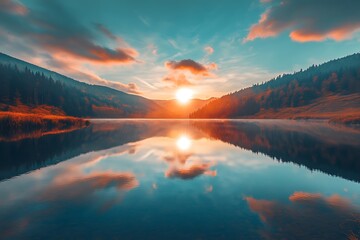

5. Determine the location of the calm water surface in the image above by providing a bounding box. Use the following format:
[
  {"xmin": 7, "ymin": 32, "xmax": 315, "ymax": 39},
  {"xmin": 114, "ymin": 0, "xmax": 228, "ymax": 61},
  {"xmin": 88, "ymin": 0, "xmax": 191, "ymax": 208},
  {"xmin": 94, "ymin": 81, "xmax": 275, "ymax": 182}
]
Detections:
[{"xmin": 0, "ymin": 119, "xmax": 359, "ymax": 239}]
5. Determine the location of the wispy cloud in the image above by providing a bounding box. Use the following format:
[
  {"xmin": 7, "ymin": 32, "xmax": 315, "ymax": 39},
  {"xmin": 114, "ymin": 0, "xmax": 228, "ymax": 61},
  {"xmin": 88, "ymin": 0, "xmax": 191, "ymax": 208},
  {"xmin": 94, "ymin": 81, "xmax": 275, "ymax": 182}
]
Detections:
[
  {"xmin": 138, "ymin": 15, "xmax": 150, "ymax": 26},
  {"xmin": 204, "ymin": 46, "xmax": 214, "ymax": 55},
  {"xmin": 0, "ymin": 0, "xmax": 141, "ymax": 93}
]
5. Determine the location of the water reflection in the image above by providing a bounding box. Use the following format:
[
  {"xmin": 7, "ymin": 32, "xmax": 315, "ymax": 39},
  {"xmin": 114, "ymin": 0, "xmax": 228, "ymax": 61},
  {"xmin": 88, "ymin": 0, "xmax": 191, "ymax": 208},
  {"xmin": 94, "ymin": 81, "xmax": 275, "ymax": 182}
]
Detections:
[
  {"xmin": 176, "ymin": 135, "xmax": 192, "ymax": 151},
  {"xmin": 0, "ymin": 120, "xmax": 359, "ymax": 239},
  {"xmin": 245, "ymin": 192, "xmax": 360, "ymax": 239},
  {"xmin": 193, "ymin": 120, "xmax": 360, "ymax": 182}
]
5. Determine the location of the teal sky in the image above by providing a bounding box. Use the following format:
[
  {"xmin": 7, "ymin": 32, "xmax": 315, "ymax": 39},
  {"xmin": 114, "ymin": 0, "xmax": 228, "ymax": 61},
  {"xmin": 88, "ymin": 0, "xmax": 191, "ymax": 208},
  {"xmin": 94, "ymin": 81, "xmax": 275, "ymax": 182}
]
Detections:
[{"xmin": 1, "ymin": 0, "xmax": 360, "ymax": 99}]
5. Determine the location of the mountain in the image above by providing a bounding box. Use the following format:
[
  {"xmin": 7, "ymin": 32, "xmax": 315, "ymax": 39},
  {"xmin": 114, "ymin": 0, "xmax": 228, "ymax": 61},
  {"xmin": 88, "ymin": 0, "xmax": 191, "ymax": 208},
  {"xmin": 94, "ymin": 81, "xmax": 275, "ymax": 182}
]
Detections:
[
  {"xmin": 0, "ymin": 53, "xmax": 166, "ymax": 118},
  {"xmin": 154, "ymin": 98, "xmax": 216, "ymax": 118},
  {"xmin": 190, "ymin": 53, "xmax": 360, "ymax": 122}
]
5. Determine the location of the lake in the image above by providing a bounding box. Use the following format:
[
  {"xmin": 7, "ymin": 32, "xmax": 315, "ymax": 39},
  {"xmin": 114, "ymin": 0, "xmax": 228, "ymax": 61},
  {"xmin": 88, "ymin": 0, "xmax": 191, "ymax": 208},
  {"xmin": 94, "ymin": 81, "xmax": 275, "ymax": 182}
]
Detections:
[{"xmin": 0, "ymin": 119, "xmax": 359, "ymax": 239}]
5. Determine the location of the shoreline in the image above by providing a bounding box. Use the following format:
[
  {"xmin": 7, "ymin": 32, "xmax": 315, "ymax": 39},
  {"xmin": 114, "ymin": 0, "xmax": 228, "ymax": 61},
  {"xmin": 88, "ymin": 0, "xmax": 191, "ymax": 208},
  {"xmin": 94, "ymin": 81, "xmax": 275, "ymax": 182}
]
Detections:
[{"xmin": 0, "ymin": 112, "xmax": 90, "ymax": 141}]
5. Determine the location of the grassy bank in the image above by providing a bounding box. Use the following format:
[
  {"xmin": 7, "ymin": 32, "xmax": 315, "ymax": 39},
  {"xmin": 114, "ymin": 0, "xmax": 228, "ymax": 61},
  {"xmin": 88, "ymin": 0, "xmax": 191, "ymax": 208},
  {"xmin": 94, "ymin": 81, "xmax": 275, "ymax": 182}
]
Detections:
[
  {"xmin": 250, "ymin": 94, "xmax": 360, "ymax": 125},
  {"xmin": 0, "ymin": 112, "xmax": 89, "ymax": 141}
]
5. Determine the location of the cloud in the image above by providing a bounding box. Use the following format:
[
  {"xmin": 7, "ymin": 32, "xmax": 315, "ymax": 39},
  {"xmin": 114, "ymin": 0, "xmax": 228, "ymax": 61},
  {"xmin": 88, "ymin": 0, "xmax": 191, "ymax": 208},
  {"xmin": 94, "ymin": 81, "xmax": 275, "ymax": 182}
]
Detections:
[
  {"xmin": 162, "ymin": 73, "xmax": 193, "ymax": 87},
  {"xmin": 162, "ymin": 150, "xmax": 217, "ymax": 180},
  {"xmin": 165, "ymin": 59, "xmax": 206, "ymax": 75},
  {"xmin": 162, "ymin": 59, "xmax": 218, "ymax": 87},
  {"xmin": 0, "ymin": 0, "xmax": 27, "ymax": 15},
  {"xmin": 74, "ymin": 70, "xmax": 142, "ymax": 94},
  {"xmin": 39, "ymin": 171, "xmax": 138, "ymax": 202},
  {"xmin": 95, "ymin": 23, "xmax": 117, "ymax": 40},
  {"xmin": 245, "ymin": 0, "xmax": 360, "ymax": 42},
  {"xmin": 165, "ymin": 162, "xmax": 217, "ymax": 180},
  {"xmin": 204, "ymin": 46, "xmax": 214, "ymax": 55},
  {"xmin": 0, "ymin": 0, "xmax": 141, "ymax": 93},
  {"xmin": 165, "ymin": 59, "xmax": 216, "ymax": 76},
  {"xmin": 245, "ymin": 192, "xmax": 360, "ymax": 239},
  {"xmin": 39, "ymin": 54, "xmax": 141, "ymax": 94},
  {"xmin": 0, "ymin": 1, "xmax": 138, "ymax": 64}
]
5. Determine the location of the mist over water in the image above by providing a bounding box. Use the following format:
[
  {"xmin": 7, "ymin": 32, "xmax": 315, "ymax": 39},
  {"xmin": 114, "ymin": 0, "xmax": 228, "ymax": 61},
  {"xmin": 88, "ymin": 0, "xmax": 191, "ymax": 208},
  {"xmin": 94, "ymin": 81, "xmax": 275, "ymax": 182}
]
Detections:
[{"xmin": 0, "ymin": 120, "xmax": 359, "ymax": 239}]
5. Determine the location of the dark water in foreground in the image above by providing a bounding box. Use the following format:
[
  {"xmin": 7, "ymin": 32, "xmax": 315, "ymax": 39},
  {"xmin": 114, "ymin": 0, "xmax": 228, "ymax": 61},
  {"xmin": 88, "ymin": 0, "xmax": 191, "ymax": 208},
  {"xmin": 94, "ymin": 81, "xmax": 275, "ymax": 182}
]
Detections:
[{"xmin": 0, "ymin": 119, "xmax": 359, "ymax": 240}]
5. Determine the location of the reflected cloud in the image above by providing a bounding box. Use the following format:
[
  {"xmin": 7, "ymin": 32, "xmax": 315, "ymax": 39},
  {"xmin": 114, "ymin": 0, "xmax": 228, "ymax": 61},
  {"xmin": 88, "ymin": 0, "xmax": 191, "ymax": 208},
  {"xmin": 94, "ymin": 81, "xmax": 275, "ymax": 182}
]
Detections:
[
  {"xmin": 0, "ymin": 120, "xmax": 359, "ymax": 239},
  {"xmin": 158, "ymin": 134, "xmax": 218, "ymax": 180},
  {"xmin": 39, "ymin": 171, "xmax": 138, "ymax": 202},
  {"xmin": 245, "ymin": 192, "xmax": 360, "ymax": 240},
  {"xmin": 0, "ymin": 144, "xmax": 140, "ymax": 238},
  {"xmin": 165, "ymin": 162, "xmax": 217, "ymax": 180}
]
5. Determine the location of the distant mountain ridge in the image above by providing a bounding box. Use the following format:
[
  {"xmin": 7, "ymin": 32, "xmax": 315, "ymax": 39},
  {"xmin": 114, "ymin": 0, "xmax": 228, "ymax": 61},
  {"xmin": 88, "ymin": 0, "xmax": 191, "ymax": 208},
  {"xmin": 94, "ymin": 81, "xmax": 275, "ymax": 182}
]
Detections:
[
  {"xmin": 191, "ymin": 53, "xmax": 360, "ymax": 121},
  {"xmin": 154, "ymin": 98, "xmax": 216, "ymax": 118}
]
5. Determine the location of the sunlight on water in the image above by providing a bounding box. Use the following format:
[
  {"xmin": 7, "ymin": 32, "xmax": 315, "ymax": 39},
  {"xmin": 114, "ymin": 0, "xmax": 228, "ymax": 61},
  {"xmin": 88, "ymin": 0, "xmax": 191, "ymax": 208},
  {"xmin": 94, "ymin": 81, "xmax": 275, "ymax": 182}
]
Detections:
[{"xmin": 176, "ymin": 134, "xmax": 192, "ymax": 151}]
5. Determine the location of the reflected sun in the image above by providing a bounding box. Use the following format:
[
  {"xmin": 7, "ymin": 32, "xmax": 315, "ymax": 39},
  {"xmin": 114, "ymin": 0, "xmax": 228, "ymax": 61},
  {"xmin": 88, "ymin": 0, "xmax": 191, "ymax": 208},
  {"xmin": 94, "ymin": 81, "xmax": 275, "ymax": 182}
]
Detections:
[
  {"xmin": 176, "ymin": 88, "xmax": 193, "ymax": 104},
  {"xmin": 176, "ymin": 135, "xmax": 192, "ymax": 151}
]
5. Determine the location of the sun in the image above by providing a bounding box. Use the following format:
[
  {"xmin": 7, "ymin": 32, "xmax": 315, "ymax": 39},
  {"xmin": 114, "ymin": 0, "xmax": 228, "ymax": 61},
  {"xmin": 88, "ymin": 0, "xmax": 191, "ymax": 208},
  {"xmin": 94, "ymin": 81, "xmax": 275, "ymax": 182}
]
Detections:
[{"xmin": 176, "ymin": 88, "xmax": 193, "ymax": 104}]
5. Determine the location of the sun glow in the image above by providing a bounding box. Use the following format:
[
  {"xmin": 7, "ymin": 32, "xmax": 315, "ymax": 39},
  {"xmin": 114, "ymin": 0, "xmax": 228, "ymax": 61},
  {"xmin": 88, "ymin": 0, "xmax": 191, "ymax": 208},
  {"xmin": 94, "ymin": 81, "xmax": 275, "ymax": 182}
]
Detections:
[
  {"xmin": 176, "ymin": 135, "xmax": 192, "ymax": 151},
  {"xmin": 176, "ymin": 88, "xmax": 193, "ymax": 104}
]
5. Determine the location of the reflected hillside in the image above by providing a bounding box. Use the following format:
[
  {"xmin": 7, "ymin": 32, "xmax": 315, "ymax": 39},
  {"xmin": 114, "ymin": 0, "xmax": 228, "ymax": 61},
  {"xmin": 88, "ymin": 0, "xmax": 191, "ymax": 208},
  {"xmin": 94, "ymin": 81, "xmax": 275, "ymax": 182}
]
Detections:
[
  {"xmin": 193, "ymin": 120, "xmax": 360, "ymax": 182},
  {"xmin": 0, "ymin": 120, "xmax": 204, "ymax": 181},
  {"xmin": 2, "ymin": 119, "xmax": 360, "ymax": 183}
]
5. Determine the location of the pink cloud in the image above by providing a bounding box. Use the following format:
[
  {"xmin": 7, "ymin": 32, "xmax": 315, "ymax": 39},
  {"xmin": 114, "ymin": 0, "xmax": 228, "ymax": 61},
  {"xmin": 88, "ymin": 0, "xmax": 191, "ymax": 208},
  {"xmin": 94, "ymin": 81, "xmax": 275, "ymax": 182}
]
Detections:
[
  {"xmin": 163, "ymin": 73, "xmax": 193, "ymax": 87},
  {"xmin": 245, "ymin": 192, "xmax": 360, "ymax": 239},
  {"xmin": 204, "ymin": 46, "xmax": 214, "ymax": 55},
  {"xmin": 0, "ymin": 0, "xmax": 27, "ymax": 15},
  {"xmin": 245, "ymin": 0, "xmax": 360, "ymax": 42}
]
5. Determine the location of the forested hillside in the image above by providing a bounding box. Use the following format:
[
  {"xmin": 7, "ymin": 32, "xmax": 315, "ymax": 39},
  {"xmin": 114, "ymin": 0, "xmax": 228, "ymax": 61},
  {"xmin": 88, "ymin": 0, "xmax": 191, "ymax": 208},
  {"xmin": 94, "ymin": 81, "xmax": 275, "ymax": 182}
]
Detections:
[
  {"xmin": 190, "ymin": 53, "xmax": 360, "ymax": 120},
  {"xmin": 0, "ymin": 54, "xmax": 165, "ymax": 118}
]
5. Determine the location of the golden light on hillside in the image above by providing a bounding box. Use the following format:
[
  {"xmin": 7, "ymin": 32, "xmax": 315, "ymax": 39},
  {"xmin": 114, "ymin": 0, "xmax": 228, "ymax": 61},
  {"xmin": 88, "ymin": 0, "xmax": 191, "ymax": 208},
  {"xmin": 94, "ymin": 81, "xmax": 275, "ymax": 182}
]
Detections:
[
  {"xmin": 176, "ymin": 135, "xmax": 192, "ymax": 151},
  {"xmin": 176, "ymin": 88, "xmax": 193, "ymax": 104}
]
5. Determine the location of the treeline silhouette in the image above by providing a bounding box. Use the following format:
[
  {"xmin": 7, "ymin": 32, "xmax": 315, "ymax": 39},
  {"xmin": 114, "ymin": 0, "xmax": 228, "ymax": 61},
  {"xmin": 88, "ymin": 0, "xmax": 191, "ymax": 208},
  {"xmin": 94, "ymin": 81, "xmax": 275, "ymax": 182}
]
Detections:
[
  {"xmin": 0, "ymin": 64, "xmax": 97, "ymax": 116},
  {"xmin": 0, "ymin": 121, "xmax": 150, "ymax": 181},
  {"xmin": 191, "ymin": 53, "xmax": 360, "ymax": 118},
  {"xmin": 0, "ymin": 61, "xmax": 164, "ymax": 118}
]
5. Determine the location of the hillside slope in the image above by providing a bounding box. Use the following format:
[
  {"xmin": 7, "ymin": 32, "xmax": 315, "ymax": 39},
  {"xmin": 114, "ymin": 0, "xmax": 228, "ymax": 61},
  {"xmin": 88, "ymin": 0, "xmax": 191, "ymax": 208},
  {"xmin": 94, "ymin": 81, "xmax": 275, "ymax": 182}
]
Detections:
[
  {"xmin": 190, "ymin": 53, "xmax": 360, "ymax": 122},
  {"xmin": 0, "ymin": 53, "xmax": 165, "ymax": 118}
]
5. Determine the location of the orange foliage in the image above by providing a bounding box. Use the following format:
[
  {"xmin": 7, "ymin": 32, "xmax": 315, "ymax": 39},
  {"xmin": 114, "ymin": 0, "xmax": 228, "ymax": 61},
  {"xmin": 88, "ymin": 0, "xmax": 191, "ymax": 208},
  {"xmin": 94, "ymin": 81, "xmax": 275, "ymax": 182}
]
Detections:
[{"xmin": 0, "ymin": 111, "xmax": 89, "ymax": 141}]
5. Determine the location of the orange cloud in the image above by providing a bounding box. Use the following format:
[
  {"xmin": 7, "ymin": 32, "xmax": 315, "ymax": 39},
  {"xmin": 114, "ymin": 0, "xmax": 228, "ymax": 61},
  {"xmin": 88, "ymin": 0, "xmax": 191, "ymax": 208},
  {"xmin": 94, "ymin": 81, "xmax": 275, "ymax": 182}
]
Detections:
[
  {"xmin": 39, "ymin": 38, "xmax": 138, "ymax": 65},
  {"xmin": 289, "ymin": 24, "xmax": 360, "ymax": 42},
  {"xmin": 245, "ymin": 192, "xmax": 360, "ymax": 239},
  {"xmin": 39, "ymin": 171, "xmax": 138, "ymax": 202},
  {"xmin": 0, "ymin": 0, "xmax": 139, "ymax": 83},
  {"xmin": 162, "ymin": 73, "xmax": 193, "ymax": 87},
  {"xmin": 245, "ymin": 0, "xmax": 360, "ymax": 42},
  {"xmin": 289, "ymin": 191, "xmax": 351, "ymax": 208},
  {"xmin": 204, "ymin": 46, "xmax": 214, "ymax": 55},
  {"xmin": 38, "ymin": 55, "xmax": 141, "ymax": 94}
]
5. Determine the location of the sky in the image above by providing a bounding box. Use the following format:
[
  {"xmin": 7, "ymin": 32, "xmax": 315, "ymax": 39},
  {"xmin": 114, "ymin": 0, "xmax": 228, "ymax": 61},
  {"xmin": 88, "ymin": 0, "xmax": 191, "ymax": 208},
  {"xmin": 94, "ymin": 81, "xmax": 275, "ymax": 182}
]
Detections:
[{"xmin": 0, "ymin": 0, "xmax": 360, "ymax": 100}]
